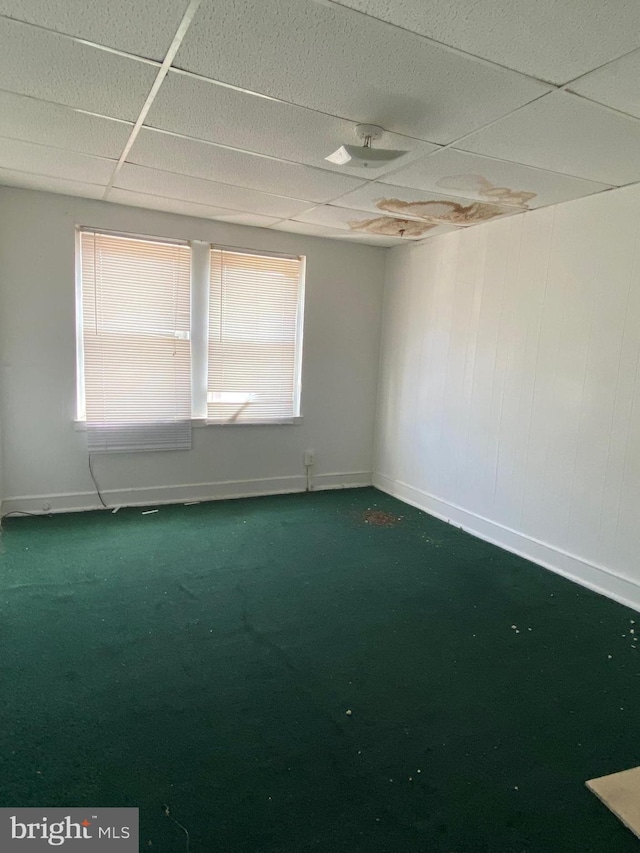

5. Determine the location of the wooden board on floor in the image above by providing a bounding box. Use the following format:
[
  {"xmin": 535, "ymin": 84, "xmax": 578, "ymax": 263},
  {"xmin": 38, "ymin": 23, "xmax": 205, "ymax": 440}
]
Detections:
[{"xmin": 586, "ymin": 766, "xmax": 640, "ymax": 839}]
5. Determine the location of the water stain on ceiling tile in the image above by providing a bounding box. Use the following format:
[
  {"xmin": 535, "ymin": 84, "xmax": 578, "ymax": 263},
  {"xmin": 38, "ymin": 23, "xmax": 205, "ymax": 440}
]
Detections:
[
  {"xmin": 348, "ymin": 216, "xmax": 438, "ymax": 237},
  {"xmin": 375, "ymin": 197, "xmax": 508, "ymax": 226},
  {"xmin": 436, "ymin": 173, "xmax": 537, "ymax": 207},
  {"xmin": 347, "ymin": 175, "xmax": 537, "ymax": 236}
]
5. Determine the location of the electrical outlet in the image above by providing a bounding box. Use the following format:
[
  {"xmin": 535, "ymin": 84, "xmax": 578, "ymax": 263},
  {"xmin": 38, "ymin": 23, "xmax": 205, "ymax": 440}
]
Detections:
[{"xmin": 304, "ymin": 450, "xmax": 315, "ymax": 467}]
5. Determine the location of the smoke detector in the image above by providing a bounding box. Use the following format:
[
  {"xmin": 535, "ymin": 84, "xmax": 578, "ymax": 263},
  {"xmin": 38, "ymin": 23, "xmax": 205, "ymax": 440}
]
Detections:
[{"xmin": 325, "ymin": 124, "xmax": 408, "ymax": 169}]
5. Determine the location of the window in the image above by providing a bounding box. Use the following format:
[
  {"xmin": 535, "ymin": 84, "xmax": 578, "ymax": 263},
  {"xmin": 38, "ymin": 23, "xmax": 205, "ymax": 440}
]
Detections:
[
  {"xmin": 76, "ymin": 229, "xmax": 305, "ymax": 452},
  {"xmin": 78, "ymin": 231, "xmax": 192, "ymax": 453},
  {"xmin": 208, "ymin": 249, "xmax": 304, "ymax": 424}
]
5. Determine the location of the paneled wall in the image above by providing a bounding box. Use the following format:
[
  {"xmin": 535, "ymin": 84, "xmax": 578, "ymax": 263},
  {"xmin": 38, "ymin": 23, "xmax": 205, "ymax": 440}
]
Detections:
[{"xmin": 375, "ymin": 184, "xmax": 640, "ymax": 611}]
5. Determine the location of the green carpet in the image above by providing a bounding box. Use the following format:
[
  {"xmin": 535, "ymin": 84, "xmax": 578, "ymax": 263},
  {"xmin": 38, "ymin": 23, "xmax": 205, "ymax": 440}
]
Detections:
[{"xmin": 0, "ymin": 487, "xmax": 638, "ymax": 852}]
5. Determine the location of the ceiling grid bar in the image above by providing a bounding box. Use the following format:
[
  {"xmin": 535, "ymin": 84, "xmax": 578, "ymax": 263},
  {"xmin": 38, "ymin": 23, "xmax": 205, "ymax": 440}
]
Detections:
[
  {"xmin": 1, "ymin": 0, "xmax": 640, "ymax": 245},
  {"xmin": 101, "ymin": 0, "xmax": 203, "ymax": 199}
]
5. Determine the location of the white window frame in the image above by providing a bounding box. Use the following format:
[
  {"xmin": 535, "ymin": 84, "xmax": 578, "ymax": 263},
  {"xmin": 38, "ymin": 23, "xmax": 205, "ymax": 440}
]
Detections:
[
  {"xmin": 204, "ymin": 245, "xmax": 305, "ymax": 426},
  {"xmin": 75, "ymin": 227, "xmax": 305, "ymax": 432}
]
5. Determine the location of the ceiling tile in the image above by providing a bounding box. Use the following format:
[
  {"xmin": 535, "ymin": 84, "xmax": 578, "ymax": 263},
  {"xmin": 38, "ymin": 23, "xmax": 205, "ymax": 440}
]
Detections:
[
  {"xmin": 0, "ymin": 0, "xmax": 190, "ymax": 60},
  {"xmin": 296, "ymin": 203, "xmax": 457, "ymax": 240},
  {"xmin": 270, "ymin": 219, "xmax": 405, "ymax": 246},
  {"xmin": 129, "ymin": 128, "xmax": 368, "ymax": 203},
  {"xmin": 333, "ymin": 181, "xmax": 519, "ymax": 228},
  {"xmin": 173, "ymin": 0, "xmax": 550, "ymax": 144},
  {"xmin": 0, "ymin": 91, "xmax": 132, "ymax": 159},
  {"xmin": 0, "ymin": 167, "xmax": 105, "ymax": 198},
  {"xmin": 457, "ymin": 91, "xmax": 640, "ymax": 186},
  {"xmin": 0, "ymin": 17, "xmax": 158, "ymax": 120},
  {"xmin": 381, "ymin": 147, "xmax": 611, "ymax": 209},
  {"xmin": 569, "ymin": 48, "xmax": 640, "ymax": 119},
  {"xmin": 0, "ymin": 137, "xmax": 115, "ymax": 184},
  {"xmin": 108, "ymin": 188, "xmax": 281, "ymax": 226},
  {"xmin": 115, "ymin": 163, "xmax": 315, "ymax": 219},
  {"xmin": 205, "ymin": 211, "xmax": 282, "ymax": 228},
  {"xmin": 146, "ymin": 72, "xmax": 433, "ymax": 175},
  {"xmin": 328, "ymin": 0, "xmax": 640, "ymax": 85}
]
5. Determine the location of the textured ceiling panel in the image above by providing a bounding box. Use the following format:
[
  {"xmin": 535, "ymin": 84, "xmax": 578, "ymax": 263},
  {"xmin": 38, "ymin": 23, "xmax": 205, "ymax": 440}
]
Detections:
[
  {"xmin": 0, "ymin": 0, "xmax": 637, "ymax": 245},
  {"xmin": 270, "ymin": 219, "xmax": 406, "ymax": 246},
  {"xmin": 325, "ymin": 0, "xmax": 640, "ymax": 85},
  {"xmin": 569, "ymin": 48, "xmax": 640, "ymax": 120},
  {"xmin": 0, "ymin": 91, "xmax": 132, "ymax": 159},
  {"xmin": 296, "ymin": 203, "xmax": 458, "ymax": 240},
  {"xmin": 0, "ymin": 0, "xmax": 190, "ymax": 60},
  {"xmin": 334, "ymin": 181, "xmax": 519, "ymax": 227},
  {"xmin": 0, "ymin": 137, "xmax": 115, "ymax": 184},
  {"xmin": 458, "ymin": 92, "xmax": 640, "ymax": 186},
  {"xmin": 115, "ymin": 164, "xmax": 315, "ymax": 219},
  {"xmin": 0, "ymin": 17, "xmax": 158, "ymax": 120},
  {"xmin": 129, "ymin": 129, "xmax": 368, "ymax": 203},
  {"xmin": 0, "ymin": 167, "xmax": 105, "ymax": 198},
  {"xmin": 108, "ymin": 188, "xmax": 281, "ymax": 227},
  {"xmin": 174, "ymin": 0, "xmax": 550, "ymax": 144},
  {"xmin": 145, "ymin": 72, "xmax": 433, "ymax": 175},
  {"xmin": 381, "ymin": 147, "xmax": 611, "ymax": 210}
]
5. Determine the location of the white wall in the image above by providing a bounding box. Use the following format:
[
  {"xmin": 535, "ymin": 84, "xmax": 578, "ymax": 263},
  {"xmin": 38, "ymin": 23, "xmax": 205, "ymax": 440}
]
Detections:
[
  {"xmin": 375, "ymin": 184, "xmax": 640, "ymax": 612},
  {"xmin": 0, "ymin": 187, "xmax": 384, "ymax": 512}
]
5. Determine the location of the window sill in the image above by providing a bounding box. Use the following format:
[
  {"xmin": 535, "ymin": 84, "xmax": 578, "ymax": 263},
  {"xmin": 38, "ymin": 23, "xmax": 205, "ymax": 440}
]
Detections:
[
  {"xmin": 74, "ymin": 417, "xmax": 303, "ymax": 431},
  {"xmin": 193, "ymin": 417, "xmax": 303, "ymax": 427}
]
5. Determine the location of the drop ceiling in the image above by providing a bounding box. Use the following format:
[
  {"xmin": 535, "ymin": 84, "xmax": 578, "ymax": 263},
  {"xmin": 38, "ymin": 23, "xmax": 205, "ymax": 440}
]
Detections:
[{"xmin": 1, "ymin": 0, "xmax": 640, "ymax": 247}]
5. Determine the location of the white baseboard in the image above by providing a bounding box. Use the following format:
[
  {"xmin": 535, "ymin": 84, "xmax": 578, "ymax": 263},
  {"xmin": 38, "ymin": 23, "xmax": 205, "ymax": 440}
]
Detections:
[
  {"xmin": 374, "ymin": 472, "xmax": 640, "ymax": 615},
  {"xmin": 313, "ymin": 471, "xmax": 372, "ymax": 491},
  {"xmin": 2, "ymin": 471, "xmax": 372, "ymax": 516}
]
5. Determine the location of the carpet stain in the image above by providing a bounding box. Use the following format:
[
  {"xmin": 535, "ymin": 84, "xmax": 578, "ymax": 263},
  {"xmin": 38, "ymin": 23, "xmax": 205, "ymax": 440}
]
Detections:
[{"xmin": 361, "ymin": 508, "xmax": 402, "ymax": 527}]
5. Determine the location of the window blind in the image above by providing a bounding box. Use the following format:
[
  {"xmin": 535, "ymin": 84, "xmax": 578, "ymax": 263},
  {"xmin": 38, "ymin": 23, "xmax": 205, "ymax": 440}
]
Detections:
[
  {"xmin": 79, "ymin": 231, "xmax": 192, "ymax": 452},
  {"xmin": 207, "ymin": 249, "xmax": 303, "ymax": 423}
]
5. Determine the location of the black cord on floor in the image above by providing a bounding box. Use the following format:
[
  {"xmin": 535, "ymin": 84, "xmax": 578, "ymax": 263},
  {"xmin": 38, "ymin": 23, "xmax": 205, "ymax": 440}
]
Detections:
[
  {"xmin": 88, "ymin": 453, "xmax": 108, "ymax": 509},
  {"xmin": 2, "ymin": 457, "xmax": 107, "ymax": 520}
]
